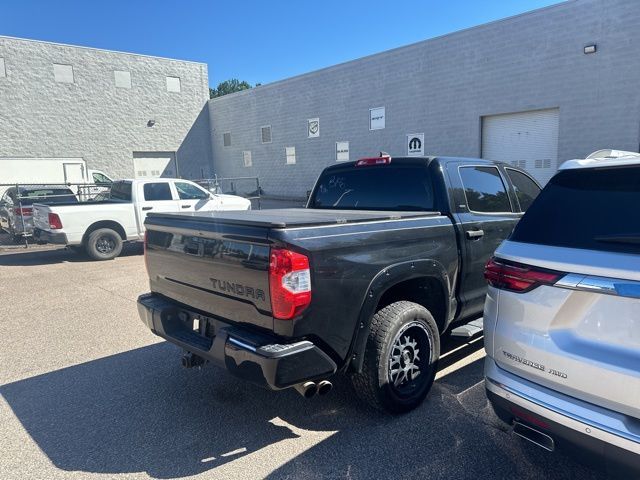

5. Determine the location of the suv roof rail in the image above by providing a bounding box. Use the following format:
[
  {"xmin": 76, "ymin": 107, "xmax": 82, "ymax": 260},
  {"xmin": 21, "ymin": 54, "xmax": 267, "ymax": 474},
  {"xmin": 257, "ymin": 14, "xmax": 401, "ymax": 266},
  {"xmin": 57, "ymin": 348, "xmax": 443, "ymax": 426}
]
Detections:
[{"xmin": 585, "ymin": 149, "xmax": 640, "ymax": 160}]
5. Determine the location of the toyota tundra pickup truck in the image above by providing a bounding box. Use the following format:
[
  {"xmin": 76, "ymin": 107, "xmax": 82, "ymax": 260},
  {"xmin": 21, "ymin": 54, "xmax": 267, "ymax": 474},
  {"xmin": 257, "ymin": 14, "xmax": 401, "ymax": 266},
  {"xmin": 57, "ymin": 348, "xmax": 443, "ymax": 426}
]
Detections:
[
  {"xmin": 32, "ymin": 178, "xmax": 251, "ymax": 260},
  {"xmin": 138, "ymin": 155, "xmax": 541, "ymax": 413}
]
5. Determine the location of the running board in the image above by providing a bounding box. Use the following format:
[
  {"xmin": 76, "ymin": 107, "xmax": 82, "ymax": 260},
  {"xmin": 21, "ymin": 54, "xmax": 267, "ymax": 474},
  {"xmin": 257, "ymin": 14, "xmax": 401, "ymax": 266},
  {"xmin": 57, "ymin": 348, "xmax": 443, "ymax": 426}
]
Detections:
[{"xmin": 450, "ymin": 318, "xmax": 484, "ymax": 338}]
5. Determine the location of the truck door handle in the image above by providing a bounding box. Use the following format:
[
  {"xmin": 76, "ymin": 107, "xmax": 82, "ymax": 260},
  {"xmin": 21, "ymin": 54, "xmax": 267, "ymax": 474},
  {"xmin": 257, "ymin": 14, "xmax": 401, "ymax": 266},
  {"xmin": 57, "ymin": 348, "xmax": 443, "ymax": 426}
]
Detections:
[
  {"xmin": 181, "ymin": 205, "xmax": 190, "ymax": 208},
  {"xmin": 142, "ymin": 206, "xmax": 153, "ymax": 211},
  {"xmin": 466, "ymin": 229, "xmax": 484, "ymax": 239}
]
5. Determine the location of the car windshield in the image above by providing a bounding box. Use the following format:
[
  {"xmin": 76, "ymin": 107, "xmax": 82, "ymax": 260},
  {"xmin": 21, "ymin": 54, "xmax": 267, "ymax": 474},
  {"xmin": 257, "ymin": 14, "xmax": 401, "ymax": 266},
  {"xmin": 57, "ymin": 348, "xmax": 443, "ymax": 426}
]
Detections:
[
  {"xmin": 510, "ymin": 165, "xmax": 640, "ymax": 253},
  {"xmin": 17, "ymin": 189, "xmax": 78, "ymax": 205},
  {"xmin": 309, "ymin": 165, "xmax": 435, "ymax": 211}
]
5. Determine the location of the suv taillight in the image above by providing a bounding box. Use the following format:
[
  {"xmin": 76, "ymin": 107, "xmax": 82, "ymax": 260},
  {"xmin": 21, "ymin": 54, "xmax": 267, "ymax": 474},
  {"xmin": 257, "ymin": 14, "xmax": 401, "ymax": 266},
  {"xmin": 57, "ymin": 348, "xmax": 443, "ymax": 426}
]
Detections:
[
  {"xmin": 484, "ymin": 257, "xmax": 563, "ymax": 293},
  {"xmin": 269, "ymin": 248, "xmax": 311, "ymax": 320},
  {"xmin": 48, "ymin": 213, "xmax": 63, "ymax": 230}
]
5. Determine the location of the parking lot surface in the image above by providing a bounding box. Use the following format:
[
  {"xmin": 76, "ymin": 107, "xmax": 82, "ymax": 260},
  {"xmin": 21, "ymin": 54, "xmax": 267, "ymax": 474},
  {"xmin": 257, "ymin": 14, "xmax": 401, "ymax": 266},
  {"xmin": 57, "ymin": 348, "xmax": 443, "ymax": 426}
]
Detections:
[{"xmin": 0, "ymin": 247, "xmax": 608, "ymax": 479}]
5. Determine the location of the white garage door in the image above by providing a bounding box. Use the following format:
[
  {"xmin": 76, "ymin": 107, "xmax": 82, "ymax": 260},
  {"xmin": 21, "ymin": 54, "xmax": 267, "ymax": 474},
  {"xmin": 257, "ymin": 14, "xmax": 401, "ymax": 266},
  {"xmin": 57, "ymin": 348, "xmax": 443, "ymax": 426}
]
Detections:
[
  {"xmin": 482, "ymin": 108, "xmax": 559, "ymax": 186},
  {"xmin": 133, "ymin": 152, "xmax": 177, "ymax": 179}
]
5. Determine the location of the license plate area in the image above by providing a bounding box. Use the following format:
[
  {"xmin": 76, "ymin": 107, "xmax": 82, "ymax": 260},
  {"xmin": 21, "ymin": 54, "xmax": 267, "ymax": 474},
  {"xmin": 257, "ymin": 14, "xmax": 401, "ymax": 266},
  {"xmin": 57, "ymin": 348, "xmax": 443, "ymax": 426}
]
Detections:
[{"xmin": 178, "ymin": 310, "xmax": 215, "ymax": 340}]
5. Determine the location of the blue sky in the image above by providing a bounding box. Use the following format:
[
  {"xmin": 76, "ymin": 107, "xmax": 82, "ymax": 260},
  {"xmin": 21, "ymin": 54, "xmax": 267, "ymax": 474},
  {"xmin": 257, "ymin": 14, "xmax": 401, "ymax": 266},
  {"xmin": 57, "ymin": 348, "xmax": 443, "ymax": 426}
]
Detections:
[{"xmin": 0, "ymin": 0, "xmax": 561, "ymax": 87}]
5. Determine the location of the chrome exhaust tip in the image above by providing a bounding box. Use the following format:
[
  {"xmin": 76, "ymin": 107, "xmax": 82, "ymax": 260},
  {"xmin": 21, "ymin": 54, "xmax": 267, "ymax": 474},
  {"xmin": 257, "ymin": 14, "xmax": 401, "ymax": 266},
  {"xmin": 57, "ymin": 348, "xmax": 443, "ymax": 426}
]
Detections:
[
  {"xmin": 317, "ymin": 380, "xmax": 333, "ymax": 396},
  {"xmin": 513, "ymin": 421, "xmax": 555, "ymax": 452},
  {"xmin": 294, "ymin": 381, "xmax": 317, "ymax": 398}
]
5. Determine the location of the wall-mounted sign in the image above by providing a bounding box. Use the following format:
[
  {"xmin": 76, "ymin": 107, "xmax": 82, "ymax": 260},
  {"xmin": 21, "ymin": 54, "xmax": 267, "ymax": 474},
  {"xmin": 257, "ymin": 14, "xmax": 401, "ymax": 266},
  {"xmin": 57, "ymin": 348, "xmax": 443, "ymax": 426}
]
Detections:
[
  {"xmin": 369, "ymin": 107, "xmax": 385, "ymax": 130},
  {"xmin": 407, "ymin": 133, "xmax": 424, "ymax": 156},
  {"xmin": 336, "ymin": 141, "xmax": 349, "ymax": 162},
  {"xmin": 308, "ymin": 118, "xmax": 320, "ymax": 138}
]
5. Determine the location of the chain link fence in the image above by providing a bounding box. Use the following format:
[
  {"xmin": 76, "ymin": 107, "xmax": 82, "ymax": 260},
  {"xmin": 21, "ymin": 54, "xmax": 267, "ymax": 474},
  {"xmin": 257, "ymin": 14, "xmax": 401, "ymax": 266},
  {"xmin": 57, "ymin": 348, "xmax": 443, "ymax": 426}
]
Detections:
[{"xmin": 194, "ymin": 175, "xmax": 263, "ymax": 210}]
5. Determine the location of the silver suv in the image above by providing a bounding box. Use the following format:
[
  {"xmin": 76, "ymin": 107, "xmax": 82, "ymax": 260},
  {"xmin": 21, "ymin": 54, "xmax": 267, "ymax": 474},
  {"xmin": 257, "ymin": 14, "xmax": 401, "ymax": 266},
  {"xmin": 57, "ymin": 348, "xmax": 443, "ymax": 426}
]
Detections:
[{"xmin": 483, "ymin": 150, "xmax": 640, "ymax": 474}]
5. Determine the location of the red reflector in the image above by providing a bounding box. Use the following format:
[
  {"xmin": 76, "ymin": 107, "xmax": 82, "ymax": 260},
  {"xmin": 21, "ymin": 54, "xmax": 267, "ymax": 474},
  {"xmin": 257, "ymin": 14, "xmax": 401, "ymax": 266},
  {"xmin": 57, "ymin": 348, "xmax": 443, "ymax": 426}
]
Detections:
[
  {"xmin": 14, "ymin": 207, "xmax": 33, "ymax": 216},
  {"xmin": 269, "ymin": 248, "xmax": 311, "ymax": 320},
  {"xmin": 48, "ymin": 212, "xmax": 63, "ymax": 230},
  {"xmin": 355, "ymin": 156, "xmax": 391, "ymax": 167},
  {"xmin": 510, "ymin": 406, "xmax": 551, "ymax": 430},
  {"xmin": 484, "ymin": 257, "xmax": 562, "ymax": 293}
]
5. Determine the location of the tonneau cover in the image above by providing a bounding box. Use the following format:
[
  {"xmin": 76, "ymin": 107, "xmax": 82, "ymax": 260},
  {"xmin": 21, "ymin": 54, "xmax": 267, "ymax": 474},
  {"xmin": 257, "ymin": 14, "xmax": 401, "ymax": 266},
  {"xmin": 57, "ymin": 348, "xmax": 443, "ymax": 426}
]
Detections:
[{"xmin": 147, "ymin": 208, "xmax": 441, "ymax": 229}]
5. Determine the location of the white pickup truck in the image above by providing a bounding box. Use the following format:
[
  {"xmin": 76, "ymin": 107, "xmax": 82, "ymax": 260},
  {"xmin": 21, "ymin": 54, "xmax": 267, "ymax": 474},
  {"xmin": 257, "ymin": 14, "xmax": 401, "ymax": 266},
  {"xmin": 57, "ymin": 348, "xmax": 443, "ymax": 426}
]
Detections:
[{"xmin": 32, "ymin": 178, "xmax": 252, "ymax": 260}]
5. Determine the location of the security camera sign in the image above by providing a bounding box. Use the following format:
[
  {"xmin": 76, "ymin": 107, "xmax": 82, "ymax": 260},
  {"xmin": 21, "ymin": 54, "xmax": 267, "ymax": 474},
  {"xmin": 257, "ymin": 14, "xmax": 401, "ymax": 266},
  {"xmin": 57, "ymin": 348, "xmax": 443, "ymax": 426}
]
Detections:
[{"xmin": 407, "ymin": 133, "xmax": 424, "ymax": 156}]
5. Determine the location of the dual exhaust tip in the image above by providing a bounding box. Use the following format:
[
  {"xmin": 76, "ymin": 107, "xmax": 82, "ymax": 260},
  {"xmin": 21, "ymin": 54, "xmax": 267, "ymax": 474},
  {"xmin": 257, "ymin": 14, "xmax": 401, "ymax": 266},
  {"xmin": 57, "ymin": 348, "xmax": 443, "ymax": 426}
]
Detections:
[{"xmin": 294, "ymin": 380, "xmax": 332, "ymax": 398}]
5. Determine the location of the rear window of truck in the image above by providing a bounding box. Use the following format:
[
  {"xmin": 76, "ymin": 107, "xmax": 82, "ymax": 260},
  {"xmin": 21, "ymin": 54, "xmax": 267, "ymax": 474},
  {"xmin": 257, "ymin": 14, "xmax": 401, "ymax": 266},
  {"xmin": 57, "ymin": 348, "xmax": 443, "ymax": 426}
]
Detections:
[
  {"xmin": 110, "ymin": 182, "xmax": 132, "ymax": 201},
  {"xmin": 510, "ymin": 165, "xmax": 640, "ymax": 253},
  {"xmin": 309, "ymin": 165, "xmax": 435, "ymax": 211}
]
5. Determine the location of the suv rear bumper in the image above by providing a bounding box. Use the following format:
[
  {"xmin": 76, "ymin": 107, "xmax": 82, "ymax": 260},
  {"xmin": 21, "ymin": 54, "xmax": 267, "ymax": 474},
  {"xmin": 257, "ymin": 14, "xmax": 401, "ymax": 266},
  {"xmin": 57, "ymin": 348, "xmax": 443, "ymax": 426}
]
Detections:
[
  {"xmin": 485, "ymin": 358, "xmax": 640, "ymax": 473},
  {"xmin": 137, "ymin": 293, "xmax": 337, "ymax": 390}
]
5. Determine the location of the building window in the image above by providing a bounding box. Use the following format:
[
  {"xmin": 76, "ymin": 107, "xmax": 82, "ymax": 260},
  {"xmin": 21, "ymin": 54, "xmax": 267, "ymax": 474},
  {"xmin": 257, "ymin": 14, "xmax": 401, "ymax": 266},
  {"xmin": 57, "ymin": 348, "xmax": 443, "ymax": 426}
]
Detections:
[
  {"xmin": 0, "ymin": 58, "xmax": 5, "ymax": 78},
  {"xmin": 261, "ymin": 125, "xmax": 272, "ymax": 144},
  {"xmin": 223, "ymin": 132, "xmax": 231, "ymax": 147},
  {"xmin": 166, "ymin": 76, "xmax": 181, "ymax": 93},
  {"xmin": 286, "ymin": 146, "xmax": 296, "ymax": 165},
  {"xmin": 243, "ymin": 151, "xmax": 252, "ymax": 168},
  {"xmin": 114, "ymin": 70, "xmax": 131, "ymax": 89},
  {"xmin": 336, "ymin": 141, "xmax": 350, "ymax": 162},
  {"xmin": 369, "ymin": 106, "xmax": 385, "ymax": 130},
  {"xmin": 53, "ymin": 63, "xmax": 74, "ymax": 84}
]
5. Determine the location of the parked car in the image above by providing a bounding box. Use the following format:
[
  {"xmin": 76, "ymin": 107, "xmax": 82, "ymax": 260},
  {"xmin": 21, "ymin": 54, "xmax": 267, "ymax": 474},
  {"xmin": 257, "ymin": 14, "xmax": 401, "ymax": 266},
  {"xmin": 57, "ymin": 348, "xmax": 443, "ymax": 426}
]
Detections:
[
  {"xmin": 483, "ymin": 150, "xmax": 640, "ymax": 473},
  {"xmin": 0, "ymin": 186, "xmax": 78, "ymax": 241},
  {"xmin": 137, "ymin": 155, "xmax": 540, "ymax": 413},
  {"xmin": 32, "ymin": 178, "xmax": 252, "ymax": 260}
]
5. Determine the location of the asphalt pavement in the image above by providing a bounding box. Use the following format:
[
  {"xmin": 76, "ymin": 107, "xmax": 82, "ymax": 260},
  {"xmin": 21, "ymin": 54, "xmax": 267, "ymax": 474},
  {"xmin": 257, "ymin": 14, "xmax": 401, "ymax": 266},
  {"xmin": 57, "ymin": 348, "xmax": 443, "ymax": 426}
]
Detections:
[{"xmin": 0, "ymin": 246, "xmax": 609, "ymax": 479}]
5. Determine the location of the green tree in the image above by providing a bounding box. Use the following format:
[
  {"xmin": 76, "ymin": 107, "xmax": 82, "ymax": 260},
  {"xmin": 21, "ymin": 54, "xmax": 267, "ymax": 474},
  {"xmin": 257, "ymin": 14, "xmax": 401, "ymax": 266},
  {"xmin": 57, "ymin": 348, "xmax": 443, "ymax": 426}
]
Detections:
[{"xmin": 209, "ymin": 79, "xmax": 254, "ymax": 98}]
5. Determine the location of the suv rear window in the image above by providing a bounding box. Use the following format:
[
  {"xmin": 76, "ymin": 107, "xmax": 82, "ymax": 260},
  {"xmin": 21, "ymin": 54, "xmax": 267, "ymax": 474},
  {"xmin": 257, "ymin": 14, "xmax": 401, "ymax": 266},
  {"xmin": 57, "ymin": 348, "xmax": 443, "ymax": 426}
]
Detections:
[
  {"xmin": 511, "ymin": 165, "xmax": 640, "ymax": 253},
  {"xmin": 309, "ymin": 165, "xmax": 434, "ymax": 211},
  {"xmin": 17, "ymin": 188, "xmax": 78, "ymax": 205}
]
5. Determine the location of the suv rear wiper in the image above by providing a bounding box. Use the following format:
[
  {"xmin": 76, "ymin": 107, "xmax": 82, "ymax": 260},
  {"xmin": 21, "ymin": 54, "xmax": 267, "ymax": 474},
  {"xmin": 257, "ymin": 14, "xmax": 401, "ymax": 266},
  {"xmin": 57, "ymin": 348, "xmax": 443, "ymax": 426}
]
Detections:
[{"xmin": 594, "ymin": 234, "xmax": 640, "ymax": 245}]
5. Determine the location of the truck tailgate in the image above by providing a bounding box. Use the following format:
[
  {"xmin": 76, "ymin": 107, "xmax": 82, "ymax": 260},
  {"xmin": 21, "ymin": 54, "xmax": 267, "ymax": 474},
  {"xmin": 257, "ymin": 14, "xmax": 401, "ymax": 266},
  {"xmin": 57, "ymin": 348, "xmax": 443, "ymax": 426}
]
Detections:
[{"xmin": 145, "ymin": 214, "xmax": 274, "ymax": 331}]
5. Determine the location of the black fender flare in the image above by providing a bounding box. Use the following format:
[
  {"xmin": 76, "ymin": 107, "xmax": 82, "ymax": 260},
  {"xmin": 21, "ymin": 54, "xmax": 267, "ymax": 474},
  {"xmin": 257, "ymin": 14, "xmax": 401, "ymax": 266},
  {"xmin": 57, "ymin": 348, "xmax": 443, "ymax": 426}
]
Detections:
[{"xmin": 348, "ymin": 259, "xmax": 452, "ymax": 373}]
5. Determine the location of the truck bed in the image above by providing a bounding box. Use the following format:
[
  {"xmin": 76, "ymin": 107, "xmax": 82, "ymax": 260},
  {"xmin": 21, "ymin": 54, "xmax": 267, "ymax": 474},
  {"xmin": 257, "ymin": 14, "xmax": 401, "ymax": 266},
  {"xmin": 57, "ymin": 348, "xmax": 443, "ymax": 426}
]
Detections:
[{"xmin": 147, "ymin": 208, "xmax": 441, "ymax": 228}]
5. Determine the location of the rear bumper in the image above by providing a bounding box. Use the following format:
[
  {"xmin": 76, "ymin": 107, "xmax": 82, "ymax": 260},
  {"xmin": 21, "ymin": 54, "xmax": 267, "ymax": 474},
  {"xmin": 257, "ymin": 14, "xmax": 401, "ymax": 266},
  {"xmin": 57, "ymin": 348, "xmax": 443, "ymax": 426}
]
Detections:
[
  {"xmin": 137, "ymin": 293, "xmax": 337, "ymax": 390},
  {"xmin": 485, "ymin": 358, "xmax": 640, "ymax": 473},
  {"xmin": 33, "ymin": 228, "xmax": 68, "ymax": 244}
]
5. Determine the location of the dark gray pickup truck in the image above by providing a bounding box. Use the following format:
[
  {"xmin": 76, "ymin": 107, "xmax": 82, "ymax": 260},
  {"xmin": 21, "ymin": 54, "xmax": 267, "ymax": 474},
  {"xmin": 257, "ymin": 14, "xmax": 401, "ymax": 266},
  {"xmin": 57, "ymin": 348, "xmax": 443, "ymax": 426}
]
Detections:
[{"xmin": 137, "ymin": 155, "xmax": 540, "ymax": 413}]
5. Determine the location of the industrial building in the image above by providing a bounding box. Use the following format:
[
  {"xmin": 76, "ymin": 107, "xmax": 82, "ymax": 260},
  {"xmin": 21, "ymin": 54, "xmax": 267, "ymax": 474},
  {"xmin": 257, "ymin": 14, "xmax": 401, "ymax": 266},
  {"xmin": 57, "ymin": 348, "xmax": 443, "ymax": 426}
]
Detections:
[
  {"xmin": 1, "ymin": 0, "xmax": 640, "ymax": 198},
  {"xmin": 209, "ymin": 0, "xmax": 640, "ymax": 197},
  {"xmin": 0, "ymin": 35, "xmax": 211, "ymax": 181}
]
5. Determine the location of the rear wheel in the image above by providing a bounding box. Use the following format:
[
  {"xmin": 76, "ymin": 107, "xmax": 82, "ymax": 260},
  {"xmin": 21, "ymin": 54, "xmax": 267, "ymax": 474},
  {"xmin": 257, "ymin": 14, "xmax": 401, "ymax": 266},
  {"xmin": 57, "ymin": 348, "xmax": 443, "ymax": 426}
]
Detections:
[
  {"xmin": 85, "ymin": 228, "xmax": 123, "ymax": 261},
  {"xmin": 351, "ymin": 301, "xmax": 440, "ymax": 413}
]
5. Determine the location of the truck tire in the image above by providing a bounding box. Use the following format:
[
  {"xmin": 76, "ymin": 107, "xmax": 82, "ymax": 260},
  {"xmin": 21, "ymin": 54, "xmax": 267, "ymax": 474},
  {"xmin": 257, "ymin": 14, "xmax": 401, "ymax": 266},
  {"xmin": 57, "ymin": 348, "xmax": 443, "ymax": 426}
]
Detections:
[
  {"xmin": 85, "ymin": 228, "xmax": 123, "ymax": 261},
  {"xmin": 351, "ymin": 301, "xmax": 440, "ymax": 413}
]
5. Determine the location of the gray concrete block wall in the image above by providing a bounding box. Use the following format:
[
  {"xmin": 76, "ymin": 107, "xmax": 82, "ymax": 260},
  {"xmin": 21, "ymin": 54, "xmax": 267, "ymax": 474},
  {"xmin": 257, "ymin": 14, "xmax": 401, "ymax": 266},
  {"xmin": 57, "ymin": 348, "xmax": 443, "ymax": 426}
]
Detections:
[
  {"xmin": 0, "ymin": 36, "xmax": 212, "ymax": 180},
  {"xmin": 209, "ymin": 0, "xmax": 640, "ymax": 198}
]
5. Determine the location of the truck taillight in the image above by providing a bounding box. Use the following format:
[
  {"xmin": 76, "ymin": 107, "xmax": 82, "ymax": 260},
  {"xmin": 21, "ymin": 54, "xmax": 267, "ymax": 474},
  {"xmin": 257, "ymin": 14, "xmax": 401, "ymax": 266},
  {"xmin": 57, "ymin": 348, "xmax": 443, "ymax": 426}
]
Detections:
[
  {"xmin": 484, "ymin": 257, "xmax": 563, "ymax": 293},
  {"xmin": 269, "ymin": 248, "xmax": 311, "ymax": 320},
  {"xmin": 13, "ymin": 207, "xmax": 33, "ymax": 216},
  {"xmin": 48, "ymin": 213, "xmax": 63, "ymax": 230}
]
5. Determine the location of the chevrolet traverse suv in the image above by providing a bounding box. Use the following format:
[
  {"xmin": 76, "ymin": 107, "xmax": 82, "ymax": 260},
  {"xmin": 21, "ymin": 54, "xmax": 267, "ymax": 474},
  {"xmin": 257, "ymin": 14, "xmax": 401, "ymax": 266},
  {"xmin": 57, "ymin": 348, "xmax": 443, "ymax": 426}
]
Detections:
[{"xmin": 483, "ymin": 150, "xmax": 640, "ymax": 474}]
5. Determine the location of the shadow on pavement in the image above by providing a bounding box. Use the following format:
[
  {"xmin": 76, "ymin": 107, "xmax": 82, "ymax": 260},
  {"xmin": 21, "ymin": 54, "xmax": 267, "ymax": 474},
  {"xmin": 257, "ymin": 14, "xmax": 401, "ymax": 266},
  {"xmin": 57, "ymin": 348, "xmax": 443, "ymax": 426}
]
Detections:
[
  {"xmin": 1, "ymin": 338, "xmax": 604, "ymax": 479},
  {"xmin": 0, "ymin": 242, "xmax": 143, "ymax": 266}
]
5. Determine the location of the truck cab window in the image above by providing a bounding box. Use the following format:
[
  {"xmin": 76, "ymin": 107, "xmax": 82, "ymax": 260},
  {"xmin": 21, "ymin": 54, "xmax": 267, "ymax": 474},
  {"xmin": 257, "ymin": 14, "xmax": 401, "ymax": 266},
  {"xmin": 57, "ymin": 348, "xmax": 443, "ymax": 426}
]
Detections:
[
  {"xmin": 310, "ymin": 166, "xmax": 435, "ymax": 211},
  {"xmin": 92, "ymin": 172, "xmax": 112, "ymax": 185},
  {"xmin": 143, "ymin": 182, "xmax": 173, "ymax": 201},
  {"xmin": 459, "ymin": 166, "xmax": 512, "ymax": 213},
  {"xmin": 175, "ymin": 182, "xmax": 209, "ymax": 200},
  {"xmin": 505, "ymin": 168, "xmax": 541, "ymax": 211},
  {"xmin": 109, "ymin": 182, "xmax": 132, "ymax": 201}
]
